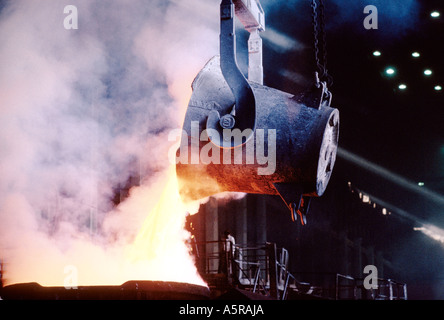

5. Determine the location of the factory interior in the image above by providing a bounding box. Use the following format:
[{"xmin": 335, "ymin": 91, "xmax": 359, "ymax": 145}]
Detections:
[{"xmin": 0, "ymin": 0, "xmax": 443, "ymax": 303}]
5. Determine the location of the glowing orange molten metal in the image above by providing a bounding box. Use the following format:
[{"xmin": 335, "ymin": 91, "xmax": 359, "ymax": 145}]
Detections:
[{"xmin": 124, "ymin": 165, "xmax": 205, "ymax": 286}]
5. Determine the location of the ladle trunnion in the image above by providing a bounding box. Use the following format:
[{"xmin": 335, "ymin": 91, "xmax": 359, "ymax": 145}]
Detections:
[{"xmin": 176, "ymin": 0, "xmax": 339, "ymax": 225}]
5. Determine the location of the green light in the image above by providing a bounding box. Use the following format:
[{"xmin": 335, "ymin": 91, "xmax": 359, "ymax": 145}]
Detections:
[
  {"xmin": 431, "ymin": 11, "xmax": 440, "ymax": 18},
  {"xmin": 435, "ymin": 85, "xmax": 442, "ymax": 91},
  {"xmin": 412, "ymin": 52, "xmax": 420, "ymax": 58},
  {"xmin": 398, "ymin": 84, "xmax": 407, "ymax": 90},
  {"xmin": 424, "ymin": 69, "xmax": 433, "ymax": 76},
  {"xmin": 418, "ymin": 182, "xmax": 425, "ymax": 187},
  {"xmin": 385, "ymin": 67, "xmax": 396, "ymax": 76},
  {"xmin": 373, "ymin": 51, "xmax": 381, "ymax": 57}
]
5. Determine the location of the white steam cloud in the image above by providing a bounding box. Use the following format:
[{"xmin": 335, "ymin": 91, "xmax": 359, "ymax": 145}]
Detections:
[{"xmin": 0, "ymin": 0, "xmax": 220, "ymax": 286}]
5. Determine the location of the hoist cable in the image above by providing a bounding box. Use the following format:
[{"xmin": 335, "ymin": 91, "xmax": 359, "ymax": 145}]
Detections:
[{"xmin": 311, "ymin": 0, "xmax": 333, "ymax": 88}]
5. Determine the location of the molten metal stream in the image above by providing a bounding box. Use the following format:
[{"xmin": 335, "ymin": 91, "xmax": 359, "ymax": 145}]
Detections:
[{"xmin": 125, "ymin": 165, "xmax": 205, "ymax": 286}]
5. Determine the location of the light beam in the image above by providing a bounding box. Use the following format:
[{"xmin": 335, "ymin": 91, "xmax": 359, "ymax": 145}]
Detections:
[{"xmin": 337, "ymin": 147, "xmax": 444, "ymax": 207}]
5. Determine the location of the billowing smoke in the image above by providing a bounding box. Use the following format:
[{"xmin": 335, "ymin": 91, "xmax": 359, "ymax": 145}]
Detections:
[{"xmin": 0, "ymin": 0, "xmax": 220, "ymax": 286}]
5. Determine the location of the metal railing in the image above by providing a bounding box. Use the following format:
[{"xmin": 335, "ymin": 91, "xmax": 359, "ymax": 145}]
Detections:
[
  {"xmin": 335, "ymin": 274, "xmax": 408, "ymax": 300},
  {"xmin": 194, "ymin": 241, "xmax": 289, "ymax": 298},
  {"xmin": 372, "ymin": 278, "xmax": 408, "ymax": 300},
  {"xmin": 336, "ymin": 274, "xmax": 357, "ymax": 300},
  {"xmin": 234, "ymin": 243, "xmax": 270, "ymax": 295},
  {"xmin": 192, "ymin": 241, "xmax": 408, "ymax": 300}
]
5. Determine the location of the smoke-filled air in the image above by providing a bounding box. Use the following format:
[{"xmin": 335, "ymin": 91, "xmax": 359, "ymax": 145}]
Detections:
[{"xmin": 0, "ymin": 0, "xmax": 223, "ymax": 287}]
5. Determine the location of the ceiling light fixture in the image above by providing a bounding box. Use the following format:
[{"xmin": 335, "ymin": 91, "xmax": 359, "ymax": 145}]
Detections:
[{"xmin": 385, "ymin": 67, "xmax": 396, "ymax": 76}]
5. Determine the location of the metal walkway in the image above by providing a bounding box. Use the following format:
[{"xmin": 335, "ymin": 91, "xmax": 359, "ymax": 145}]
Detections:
[{"xmin": 191, "ymin": 241, "xmax": 407, "ymax": 300}]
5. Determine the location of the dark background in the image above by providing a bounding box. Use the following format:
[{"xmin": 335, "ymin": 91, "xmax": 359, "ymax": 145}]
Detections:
[{"xmin": 229, "ymin": 0, "xmax": 444, "ymax": 299}]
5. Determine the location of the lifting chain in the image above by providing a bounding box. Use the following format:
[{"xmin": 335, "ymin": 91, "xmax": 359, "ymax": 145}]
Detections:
[{"xmin": 311, "ymin": 0, "xmax": 333, "ymax": 88}]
